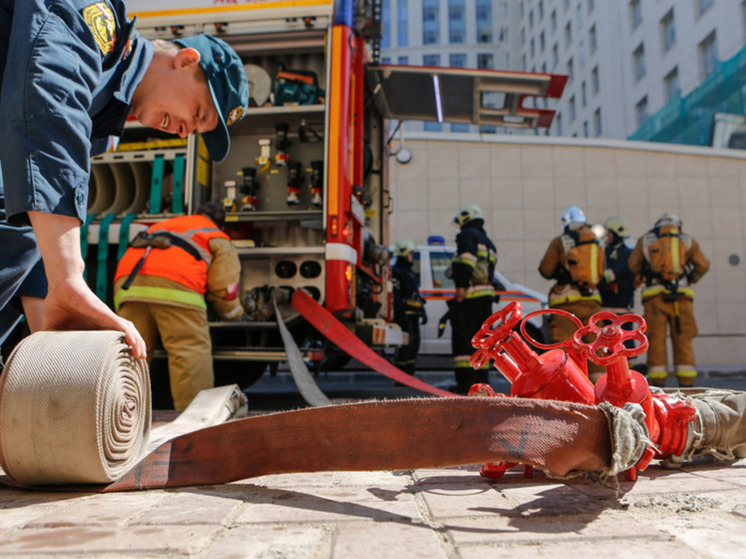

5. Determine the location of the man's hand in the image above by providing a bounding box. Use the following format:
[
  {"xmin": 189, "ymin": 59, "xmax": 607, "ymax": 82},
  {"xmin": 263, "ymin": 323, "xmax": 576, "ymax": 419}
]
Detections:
[
  {"xmin": 42, "ymin": 276, "xmax": 146, "ymax": 358},
  {"xmin": 28, "ymin": 211, "xmax": 146, "ymax": 358}
]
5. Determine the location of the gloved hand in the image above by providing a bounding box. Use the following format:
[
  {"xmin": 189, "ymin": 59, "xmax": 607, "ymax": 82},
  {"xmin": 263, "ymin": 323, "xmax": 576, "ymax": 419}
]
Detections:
[{"xmin": 420, "ymin": 309, "xmax": 428, "ymax": 326}]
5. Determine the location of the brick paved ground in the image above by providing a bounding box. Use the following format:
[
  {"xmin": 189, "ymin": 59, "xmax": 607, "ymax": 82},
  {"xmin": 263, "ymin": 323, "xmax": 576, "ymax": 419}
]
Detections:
[{"xmin": 1, "ymin": 457, "xmax": 745, "ymax": 558}]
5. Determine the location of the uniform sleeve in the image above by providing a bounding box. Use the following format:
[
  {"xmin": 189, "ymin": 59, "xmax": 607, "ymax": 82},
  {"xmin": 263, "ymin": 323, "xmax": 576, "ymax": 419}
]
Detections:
[
  {"xmin": 0, "ymin": 8, "xmax": 101, "ymax": 225},
  {"xmin": 452, "ymin": 230, "xmax": 478, "ymax": 288},
  {"xmin": 206, "ymin": 237, "xmax": 244, "ymax": 321},
  {"xmin": 687, "ymin": 238, "xmax": 710, "ymax": 283},
  {"xmin": 538, "ymin": 236, "xmax": 563, "ymax": 280},
  {"xmin": 627, "ymin": 237, "xmax": 645, "ymax": 275}
]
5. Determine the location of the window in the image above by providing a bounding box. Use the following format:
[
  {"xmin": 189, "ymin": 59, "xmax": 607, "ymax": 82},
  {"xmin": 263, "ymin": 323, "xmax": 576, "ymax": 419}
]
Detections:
[
  {"xmin": 576, "ymin": 4, "xmax": 583, "ymax": 30},
  {"xmin": 698, "ymin": 0, "xmax": 714, "ymax": 16},
  {"xmin": 530, "ymin": 37, "xmax": 535, "ymax": 58},
  {"xmin": 551, "ymin": 10, "xmax": 557, "ymax": 33},
  {"xmin": 630, "ymin": 0, "xmax": 642, "ymax": 31},
  {"xmin": 397, "ymin": 55, "xmax": 409, "ymax": 65},
  {"xmin": 539, "ymin": 1, "xmax": 544, "ymax": 20},
  {"xmin": 477, "ymin": 53, "xmax": 494, "ymax": 69},
  {"xmin": 589, "ymin": 25, "xmax": 597, "ymax": 53},
  {"xmin": 635, "ymin": 96, "xmax": 649, "ymax": 129},
  {"xmin": 581, "ymin": 81, "xmax": 587, "ymax": 107},
  {"xmin": 587, "ymin": 0, "xmax": 595, "ymax": 14},
  {"xmin": 593, "ymin": 109, "xmax": 602, "ymax": 136},
  {"xmin": 540, "ymin": 31, "xmax": 546, "ymax": 52},
  {"xmin": 429, "ymin": 251, "xmax": 455, "ymax": 289},
  {"xmin": 422, "ymin": 0, "xmax": 440, "ymax": 45},
  {"xmin": 448, "ymin": 0, "xmax": 466, "ymax": 44},
  {"xmin": 569, "ymin": 95, "xmax": 577, "ymax": 121},
  {"xmin": 591, "ymin": 66, "xmax": 600, "ymax": 95},
  {"xmin": 552, "ymin": 43, "xmax": 559, "ymax": 68},
  {"xmin": 381, "ymin": 56, "xmax": 391, "ymax": 64},
  {"xmin": 529, "ymin": 9, "xmax": 534, "ymax": 29},
  {"xmin": 633, "ymin": 43, "xmax": 646, "ymax": 81},
  {"xmin": 583, "ymin": 121, "xmax": 589, "ymax": 137},
  {"xmin": 397, "ymin": 0, "xmax": 408, "ymax": 46},
  {"xmin": 699, "ymin": 31, "xmax": 718, "ymax": 79},
  {"xmin": 579, "ymin": 40, "xmax": 586, "ymax": 68},
  {"xmin": 449, "ymin": 53, "xmax": 467, "ymax": 67},
  {"xmin": 664, "ymin": 66, "xmax": 680, "ymax": 102},
  {"xmin": 476, "ymin": 0, "xmax": 493, "ymax": 43},
  {"xmin": 556, "ymin": 113, "xmax": 563, "ymax": 135},
  {"xmin": 567, "ymin": 58, "xmax": 574, "ymax": 82},
  {"xmin": 381, "ymin": 0, "xmax": 390, "ymax": 48},
  {"xmin": 661, "ymin": 9, "xmax": 675, "ymax": 52},
  {"xmin": 565, "ymin": 21, "xmax": 573, "ymax": 48}
]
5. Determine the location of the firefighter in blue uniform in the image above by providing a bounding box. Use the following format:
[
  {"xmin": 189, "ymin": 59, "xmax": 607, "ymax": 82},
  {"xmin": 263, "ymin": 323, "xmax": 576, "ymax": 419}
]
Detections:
[
  {"xmin": 0, "ymin": 0, "xmax": 249, "ymax": 356},
  {"xmin": 449, "ymin": 205, "xmax": 498, "ymax": 394},
  {"xmin": 600, "ymin": 216, "xmax": 635, "ymax": 314},
  {"xmin": 392, "ymin": 240, "xmax": 426, "ymax": 376}
]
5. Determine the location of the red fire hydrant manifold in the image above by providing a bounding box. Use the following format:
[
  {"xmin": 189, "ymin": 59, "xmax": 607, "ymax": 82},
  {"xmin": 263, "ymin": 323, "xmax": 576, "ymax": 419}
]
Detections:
[{"xmin": 468, "ymin": 302, "xmax": 698, "ymax": 481}]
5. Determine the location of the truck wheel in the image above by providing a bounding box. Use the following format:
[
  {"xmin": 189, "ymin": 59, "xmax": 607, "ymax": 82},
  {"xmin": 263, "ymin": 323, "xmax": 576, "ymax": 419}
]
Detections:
[{"xmin": 214, "ymin": 361, "xmax": 268, "ymax": 390}]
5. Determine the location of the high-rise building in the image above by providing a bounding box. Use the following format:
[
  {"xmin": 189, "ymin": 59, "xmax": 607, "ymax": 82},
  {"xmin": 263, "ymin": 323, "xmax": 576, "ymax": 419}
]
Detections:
[{"xmin": 381, "ymin": 0, "xmax": 746, "ymax": 141}]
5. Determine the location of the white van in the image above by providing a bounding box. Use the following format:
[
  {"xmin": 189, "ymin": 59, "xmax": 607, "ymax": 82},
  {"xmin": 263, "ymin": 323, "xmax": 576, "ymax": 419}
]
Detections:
[{"xmin": 397, "ymin": 241, "xmax": 549, "ymax": 355}]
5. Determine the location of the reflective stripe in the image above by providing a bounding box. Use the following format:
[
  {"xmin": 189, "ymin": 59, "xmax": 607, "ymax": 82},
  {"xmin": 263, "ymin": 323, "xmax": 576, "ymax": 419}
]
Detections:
[
  {"xmin": 115, "ymin": 285, "xmax": 207, "ymax": 310},
  {"xmin": 454, "ymin": 254, "xmax": 477, "ymax": 268},
  {"xmin": 670, "ymin": 235, "xmax": 681, "ymax": 274},
  {"xmin": 648, "ymin": 369, "xmax": 668, "ymax": 380},
  {"xmin": 465, "ymin": 287, "xmax": 495, "ymax": 299},
  {"xmin": 675, "ymin": 369, "xmax": 697, "ymax": 379},
  {"xmin": 641, "ymin": 285, "xmax": 695, "ymax": 299},
  {"xmin": 454, "ymin": 358, "xmax": 472, "ymax": 369},
  {"xmin": 549, "ymin": 293, "xmax": 601, "ymax": 306},
  {"xmin": 590, "ymin": 244, "xmax": 599, "ymax": 285}
]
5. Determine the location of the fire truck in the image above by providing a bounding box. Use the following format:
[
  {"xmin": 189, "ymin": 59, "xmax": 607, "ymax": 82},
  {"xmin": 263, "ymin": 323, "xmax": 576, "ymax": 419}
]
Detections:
[{"xmin": 82, "ymin": 0, "xmax": 567, "ymax": 389}]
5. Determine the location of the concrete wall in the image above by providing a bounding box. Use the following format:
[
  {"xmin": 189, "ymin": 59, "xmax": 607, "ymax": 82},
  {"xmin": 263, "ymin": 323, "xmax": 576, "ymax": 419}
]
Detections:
[{"xmin": 389, "ymin": 135, "xmax": 746, "ymax": 369}]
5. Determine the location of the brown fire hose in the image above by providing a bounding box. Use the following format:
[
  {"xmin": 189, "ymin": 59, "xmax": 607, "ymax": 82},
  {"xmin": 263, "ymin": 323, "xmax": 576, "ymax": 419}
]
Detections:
[{"xmin": 0, "ymin": 330, "xmax": 632, "ymax": 492}]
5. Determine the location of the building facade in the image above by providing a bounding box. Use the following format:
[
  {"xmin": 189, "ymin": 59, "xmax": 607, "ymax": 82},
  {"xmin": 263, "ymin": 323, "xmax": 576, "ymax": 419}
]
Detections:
[{"xmin": 381, "ymin": 0, "xmax": 746, "ymax": 142}]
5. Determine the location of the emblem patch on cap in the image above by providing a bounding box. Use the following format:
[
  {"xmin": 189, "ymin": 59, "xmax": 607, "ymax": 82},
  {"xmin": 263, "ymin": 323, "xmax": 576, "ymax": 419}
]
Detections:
[
  {"xmin": 83, "ymin": 2, "xmax": 116, "ymax": 55},
  {"xmin": 226, "ymin": 107, "xmax": 244, "ymax": 126}
]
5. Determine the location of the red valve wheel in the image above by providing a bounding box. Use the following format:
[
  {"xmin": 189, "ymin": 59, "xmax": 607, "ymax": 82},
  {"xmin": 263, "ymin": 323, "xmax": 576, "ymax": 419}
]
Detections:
[
  {"xmin": 471, "ymin": 301, "xmax": 522, "ymax": 351},
  {"xmin": 519, "ymin": 308, "xmax": 584, "ymax": 351},
  {"xmin": 572, "ymin": 311, "xmax": 648, "ymax": 366}
]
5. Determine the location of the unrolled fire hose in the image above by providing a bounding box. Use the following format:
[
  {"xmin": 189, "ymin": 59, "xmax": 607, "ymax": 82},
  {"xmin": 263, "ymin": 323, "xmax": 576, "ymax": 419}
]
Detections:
[
  {"xmin": 0, "ymin": 330, "xmax": 741, "ymax": 492},
  {"xmin": 0, "ymin": 329, "xmax": 629, "ymax": 491}
]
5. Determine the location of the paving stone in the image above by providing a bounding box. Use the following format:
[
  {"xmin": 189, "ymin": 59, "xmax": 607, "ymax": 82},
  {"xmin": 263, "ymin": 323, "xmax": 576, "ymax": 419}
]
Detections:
[
  {"xmin": 500, "ymin": 482, "xmax": 609, "ymax": 516},
  {"xmin": 205, "ymin": 524, "xmax": 333, "ymax": 559},
  {"xmin": 456, "ymin": 539, "xmax": 703, "ymax": 559},
  {"xmin": 233, "ymin": 485, "xmax": 422, "ymax": 524},
  {"xmin": 332, "ymin": 520, "xmax": 448, "ymax": 559},
  {"xmin": 0, "ymin": 488, "xmax": 77, "ymax": 530},
  {"xmin": 0, "ymin": 525, "xmax": 220, "ymax": 555},
  {"xmin": 444, "ymin": 509, "xmax": 666, "ymax": 545},
  {"xmin": 132, "ymin": 490, "xmax": 242, "ymax": 525},
  {"xmin": 26, "ymin": 492, "xmax": 166, "ymax": 527},
  {"xmin": 416, "ymin": 483, "xmax": 514, "ymax": 520}
]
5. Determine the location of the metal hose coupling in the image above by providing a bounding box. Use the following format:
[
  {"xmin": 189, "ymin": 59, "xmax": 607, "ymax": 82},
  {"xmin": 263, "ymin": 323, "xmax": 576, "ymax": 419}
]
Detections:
[{"xmin": 662, "ymin": 389, "xmax": 746, "ymax": 469}]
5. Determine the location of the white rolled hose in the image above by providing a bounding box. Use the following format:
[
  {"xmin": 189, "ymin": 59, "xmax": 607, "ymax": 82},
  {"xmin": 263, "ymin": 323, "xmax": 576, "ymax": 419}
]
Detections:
[{"xmin": 0, "ymin": 331, "xmax": 151, "ymax": 485}]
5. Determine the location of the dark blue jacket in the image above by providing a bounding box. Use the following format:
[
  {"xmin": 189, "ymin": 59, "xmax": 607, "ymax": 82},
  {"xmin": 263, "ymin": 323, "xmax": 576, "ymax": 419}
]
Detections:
[
  {"xmin": 0, "ymin": 0, "xmax": 153, "ymax": 225},
  {"xmin": 601, "ymin": 239, "xmax": 635, "ymax": 310}
]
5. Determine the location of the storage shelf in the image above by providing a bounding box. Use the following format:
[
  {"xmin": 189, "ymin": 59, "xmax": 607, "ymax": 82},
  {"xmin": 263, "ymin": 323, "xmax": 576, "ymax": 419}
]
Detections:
[{"xmin": 224, "ymin": 209, "xmax": 323, "ymax": 223}]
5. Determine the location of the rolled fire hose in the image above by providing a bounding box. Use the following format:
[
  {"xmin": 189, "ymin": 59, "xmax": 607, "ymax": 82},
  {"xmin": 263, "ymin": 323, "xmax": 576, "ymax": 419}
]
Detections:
[{"xmin": 0, "ymin": 331, "xmax": 151, "ymax": 485}]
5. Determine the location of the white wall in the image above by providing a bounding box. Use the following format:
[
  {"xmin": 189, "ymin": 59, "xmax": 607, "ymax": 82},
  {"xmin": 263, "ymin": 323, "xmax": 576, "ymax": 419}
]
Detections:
[{"xmin": 389, "ymin": 135, "xmax": 746, "ymax": 369}]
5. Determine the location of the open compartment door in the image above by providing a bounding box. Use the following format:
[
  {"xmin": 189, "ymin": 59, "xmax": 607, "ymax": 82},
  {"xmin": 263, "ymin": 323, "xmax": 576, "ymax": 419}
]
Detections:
[{"xmin": 366, "ymin": 65, "xmax": 567, "ymax": 129}]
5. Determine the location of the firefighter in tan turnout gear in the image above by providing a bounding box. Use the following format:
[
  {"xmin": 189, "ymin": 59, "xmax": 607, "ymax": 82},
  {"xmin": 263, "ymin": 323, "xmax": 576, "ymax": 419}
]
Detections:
[
  {"xmin": 628, "ymin": 213, "xmax": 710, "ymax": 388},
  {"xmin": 114, "ymin": 202, "xmax": 244, "ymax": 410},
  {"xmin": 449, "ymin": 205, "xmax": 498, "ymax": 394},
  {"xmin": 539, "ymin": 206, "xmax": 606, "ymax": 381}
]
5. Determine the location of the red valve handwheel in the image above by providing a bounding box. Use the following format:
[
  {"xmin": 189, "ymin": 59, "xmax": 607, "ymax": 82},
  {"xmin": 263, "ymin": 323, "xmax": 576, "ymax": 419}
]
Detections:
[
  {"xmin": 519, "ymin": 308, "xmax": 584, "ymax": 351},
  {"xmin": 471, "ymin": 301, "xmax": 522, "ymax": 351},
  {"xmin": 572, "ymin": 311, "xmax": 648, "ymax": 366}
]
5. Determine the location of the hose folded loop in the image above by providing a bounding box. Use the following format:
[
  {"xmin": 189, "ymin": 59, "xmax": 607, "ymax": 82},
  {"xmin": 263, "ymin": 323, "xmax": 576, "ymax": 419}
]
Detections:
[{"xmin": 0, "ymin": 331, "xmax": 151, "ymax": 485}]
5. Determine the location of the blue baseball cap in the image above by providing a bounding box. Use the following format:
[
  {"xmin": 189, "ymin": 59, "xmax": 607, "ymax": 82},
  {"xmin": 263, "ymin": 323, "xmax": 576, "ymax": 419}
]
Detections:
[{"xmin": 174, "ymin": 34, "xmax": 249, "ymax": 162}]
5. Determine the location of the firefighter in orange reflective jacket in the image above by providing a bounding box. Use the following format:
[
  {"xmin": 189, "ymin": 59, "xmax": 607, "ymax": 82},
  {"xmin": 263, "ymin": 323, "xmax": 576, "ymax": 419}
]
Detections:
[
  {"xmin": 539, "ymin": 206, "xmax": 606, "ymax": 382},
  {"xmin": 628, "ymin": 213, "xmax": 710, "ymax": 388},
  {"xmin": 114, "ymin": 202, "xmax": 244, "ymax": 410}
]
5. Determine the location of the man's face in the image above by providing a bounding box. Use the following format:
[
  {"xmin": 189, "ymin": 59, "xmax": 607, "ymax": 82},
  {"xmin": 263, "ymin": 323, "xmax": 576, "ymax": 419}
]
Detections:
[{"xmin": 131, "ymin": 49, "xmax": 220, "ymax": 138}]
